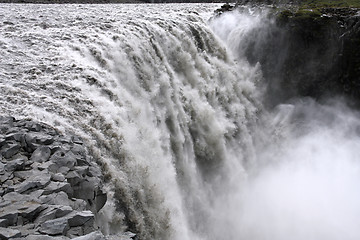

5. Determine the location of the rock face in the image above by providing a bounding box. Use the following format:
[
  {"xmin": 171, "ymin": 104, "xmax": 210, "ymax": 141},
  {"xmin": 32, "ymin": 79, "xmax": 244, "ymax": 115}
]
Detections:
[
  {"xmin": 0, "ymin": 116, "xmax": 136, "ymax": 239},
  {"xmin": 236, "ymin": 7, "xmax": 360, "ymax": 107}
]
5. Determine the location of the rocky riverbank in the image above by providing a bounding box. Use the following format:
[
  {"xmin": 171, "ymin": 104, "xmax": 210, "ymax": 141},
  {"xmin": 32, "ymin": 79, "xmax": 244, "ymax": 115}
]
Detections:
[{"xmin": 0, "ymin": 116, "xmax": 135, "ymax": 240}]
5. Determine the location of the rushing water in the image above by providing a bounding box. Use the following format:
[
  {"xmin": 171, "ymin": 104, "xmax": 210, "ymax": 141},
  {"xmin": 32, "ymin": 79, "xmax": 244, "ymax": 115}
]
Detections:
[{"xmin": 1, "ymin": 3, "xmax": 360, "ymax": 240}]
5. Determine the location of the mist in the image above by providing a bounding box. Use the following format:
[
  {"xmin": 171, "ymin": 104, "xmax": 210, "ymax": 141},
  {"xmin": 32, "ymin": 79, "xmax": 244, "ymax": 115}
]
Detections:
[
  {"xmin": 210, "ymin": 9, "xmax": 360, "ymax": 240},
  {"xmin": 237, "ymin": 100, "xmax": 360, "ymax": 240}
]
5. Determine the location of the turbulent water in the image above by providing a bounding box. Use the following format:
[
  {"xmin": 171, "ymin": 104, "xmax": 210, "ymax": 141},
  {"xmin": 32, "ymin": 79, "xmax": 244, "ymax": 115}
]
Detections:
[{"xmin": 1, "ymin": 3, "xmax": 360, "ymax": 240}]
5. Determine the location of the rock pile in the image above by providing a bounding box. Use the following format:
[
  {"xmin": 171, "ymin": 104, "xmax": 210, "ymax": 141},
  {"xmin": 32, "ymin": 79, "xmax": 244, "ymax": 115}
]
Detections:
[{"xmin": 0, "ymin": 116, "xmax": 134, "ymax": 239}]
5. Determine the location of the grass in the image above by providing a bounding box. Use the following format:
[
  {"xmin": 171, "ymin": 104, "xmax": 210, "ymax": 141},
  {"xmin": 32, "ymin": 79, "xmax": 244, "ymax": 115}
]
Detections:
[{"xmin": 299, "ymin": 0, "xmax": 360, "ymax": 8}]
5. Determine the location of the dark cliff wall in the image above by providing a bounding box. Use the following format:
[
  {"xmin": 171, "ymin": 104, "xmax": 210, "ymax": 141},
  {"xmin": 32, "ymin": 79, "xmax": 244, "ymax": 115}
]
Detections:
[{"xmin": 240, "ymin": 7, "xmax": 360, "ymax": 107}]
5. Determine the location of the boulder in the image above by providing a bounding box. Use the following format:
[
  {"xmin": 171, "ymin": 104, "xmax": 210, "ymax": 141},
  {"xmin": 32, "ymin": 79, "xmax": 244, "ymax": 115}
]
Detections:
[
  {"xmin": 1, "ymin": 142, "xmax": 21, "ymax": 159},
  {"xmin": 42, "ymin": 181, "xmax": 73, "ymax": 196},
  {"xmin": 50, "ymin": 150, "xmax": 76, "ymax": 170},
  {"xmin": 31, "ymin": 147, "xmax": 51, "ymax": 163},
  {"xmin": 35, "ymin": 205, "xmax": 73, "ymax": 225},
  {"xmin": 10, "ymin": 172, "xmax": 51, "ymax": 193},
  {"xmin": 4, "ymin": 155, "xmax": 27, "ymax": 172},
  {"xmin": 67, "ymin": 211, "xmax": 94, "ymax": 227},
  {"xmin": 0, "ymin": 227, "xmax": 21, "ymax": 239},
  {"xmin": 40, "ymin": 191, "xmax": 71, "ymax": 206},
  {"xmin": 39, "ymin": 217, "xmax": 70, "ymax": 236}
]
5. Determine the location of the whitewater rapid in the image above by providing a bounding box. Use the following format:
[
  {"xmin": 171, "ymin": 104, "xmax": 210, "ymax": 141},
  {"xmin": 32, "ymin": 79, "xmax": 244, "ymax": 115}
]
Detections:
[{"xmin": 1, "ymin": 3, "xmax": 360, "ymax": 240}]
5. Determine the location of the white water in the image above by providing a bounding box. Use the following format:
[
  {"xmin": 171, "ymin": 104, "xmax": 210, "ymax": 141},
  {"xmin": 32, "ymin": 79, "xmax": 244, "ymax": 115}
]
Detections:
[{"xmin": 1, "ymin": 4, "xmax": 360, "ymax": 240}]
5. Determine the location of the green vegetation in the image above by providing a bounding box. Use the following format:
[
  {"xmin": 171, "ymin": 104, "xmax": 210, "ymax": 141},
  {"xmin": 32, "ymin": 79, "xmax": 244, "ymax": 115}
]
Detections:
[{"xmin": 299, "ymin": 0, "xmax": 360, "ymax": 8}]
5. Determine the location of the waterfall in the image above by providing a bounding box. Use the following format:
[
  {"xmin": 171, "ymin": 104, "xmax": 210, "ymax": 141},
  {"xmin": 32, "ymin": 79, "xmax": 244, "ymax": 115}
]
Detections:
[{"xmin": 1, "ymin": 3, "xmax": 360, "ymax": 240}]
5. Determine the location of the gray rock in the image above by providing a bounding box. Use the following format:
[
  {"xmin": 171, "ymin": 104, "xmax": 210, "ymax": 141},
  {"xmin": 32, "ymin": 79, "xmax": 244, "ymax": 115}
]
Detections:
[
  {"xmin": 71, "ymin": 231, "xmax": 105, "ymax": 240},
  {"xmin": 0, "ymin": 209, "xmax": 18, "ymax": 226},
  {"xmin": 66, "ymin": 226, "xmax": 83, "ymax": 238},
  {"xmin": 67, "ymin": 211, "xmax": 94, "ymax": 227},
  {"xmin": 39, "ymin": 217, "xmax": 69, "ymax": 236},
  {"xmin": 0, "ymin": 219, "xmax": 7, "ymax": 228},
  {"xmin": 71, "ymin": 136, "xmax": 83, "ymax": 145},
  {"xmin": 0, "ymin": 138, "xmax": 6, "ymax": 148},
  {"xmin": 73, "ymin": 166, "xmax": 89, "ymax": 178},
  {"xmin": 50, "ymin": 150, "xmax": 76, "ymax": 170},
  {"xmin": 35, "ymin": 205, "xmax": 72, "ymax": 225},
  {"xmin": 51, "ymin": 173, "xmax": 65, "ymax": 182},
  {"xmin": 0, "ymin": 227, "xmax": 21, "ymax": 239},
  {"xmin": 11, "ymin": 172, "xmax": 51, "ymax": 193},
  {"xmin": 24, "ymin": 235, "xmax": 70, "ymax": 240},
  {"xmin": 40, "ymin": 192, "xmax": 70, "ymax": 206},
  {"xmin": 69, "ymin": 199, "xmax": 87, "ymax": 212},
  {"xmin": 18, "ymin": 201, "xmax": 46, "ymax": 222},
  {"xmin": 31, "ymin": 147, "xmax": 51, "ymax": 163},
  {"xmin": 14, "ymin": 170, "xmax": 34, "ymax": 180},
  {"xmin": 65, "ymin": 171, "xmax": 82, "ymax": 187},
  {"xmin": 5, "ymin": 155, "xmax": 27, "ymax": 172},
  {"xmin": 0, "ymin": 162, "xmax": 5, "ymax": 174},
  {"xmin": 1, "ymin": 142, "xmax": 21, "ymax": 159},
  {"xmin": 94, "ymin": 190, "xmax": 107, "ymax": 213},
  {"xmin": 42, "ymin": 182, "xmax": 73, "ymax": 196}
]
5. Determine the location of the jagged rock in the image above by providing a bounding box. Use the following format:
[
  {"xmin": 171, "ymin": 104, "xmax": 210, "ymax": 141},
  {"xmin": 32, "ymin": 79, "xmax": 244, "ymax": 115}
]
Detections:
[
  {"xmin": 71, "ymin": 136, "xmax": 83, "ymax": 145},
  {"xmin": 0, "ymin": 162, "xmax": 5, "ymax": 175},
  {"xmin": 40, "ymin": 191, "xmax": 71, "ymax": 206},
  {"xmin": 39, "ymin": 217, "xmax": 70, "ymax": 236},
  {"xmin": 71, "ymin": 231, "xmax": 105, "ymax": 240},
  {"xmin": 10, "ymin": 172, "xmax": 51, "ymax": 193},
  {"xmin": 0, "ymin": 117, "xmax": 107, "ymax": 239},
  {"xmin": 51, "ymin": 173, "xmax": 66, "ymax": 182},
  {"xmin": 0, "ymin": 138, "xmax": 6, "ymax": 148},
  {"xmin": 0, "ymin": 209, "xmax": 17, "ymax": 226},
  {"xmin": 73, "ymin": 166, "xmax": 89, "ymax": 178},
  {"xmin": 1, "ymin": 141, "xmax": 21, "ymax": 159},
  {"xmin": 66, "ymin": 226, "xmax": 83, "ymax": 238},
  {"xmin": 31, "ymin": 147, "xmax": 51, "ymax": 163},
  {"xmin": 65, "ymin": 171, "xmax": 82, "ymax": 187},
  {"xmin": 18, "ymin": 201, "xmax": 45, "ymax": 222},
  {"xmin": 94, "ymin": 190, "xmax": 107, "ymax": 213},
  {"xmin": 4, "ymin": 131, "xmax": 26, "ymax": 142},
  {"xmin": 23, "ymin": 234, "xmax": 70, "ymax": 240},
  {"xmin": 0, "ymin": 227, "xmax": 21, "ymax": 239},
  {"xmin": 35, "ymin": 205, "xmax": 73, "ymax": 225},
  {"xmin": 69, "ymin": 199, "xmax": 87, "ymax": 212},
  {"xmin": 67, "ymin": 211, "xmax": 94, "ymax": 227},
  {"xmin": 50, "ymin": 150, "xmax": 76, "ymax": 170},
  {"xmin": 42, "ymin": 181, "xmax": 73, "ymax": 196},
  {"xmin": 4, "ymin": 155, "xmax": 27, "ymax": 172}
]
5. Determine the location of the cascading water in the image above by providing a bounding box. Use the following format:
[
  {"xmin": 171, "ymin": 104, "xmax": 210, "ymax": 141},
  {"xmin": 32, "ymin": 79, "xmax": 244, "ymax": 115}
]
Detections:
[{"xmin": 1, "ymin": 3, "xmax": 360, "ymax": 240}]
